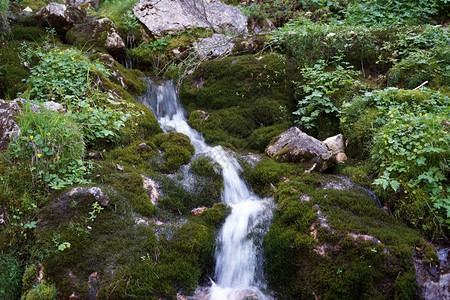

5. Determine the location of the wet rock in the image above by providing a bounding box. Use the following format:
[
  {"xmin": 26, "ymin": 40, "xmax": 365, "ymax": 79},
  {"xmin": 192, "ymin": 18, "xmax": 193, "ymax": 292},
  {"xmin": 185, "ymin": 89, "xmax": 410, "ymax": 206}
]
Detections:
[
  {"xmin": 88, "ymin": 152, "xmax": 104, "ymax": 160},
  {"xmin": 190, "ymin": 206, "xmax": 208, "ymax": 216},
  {"xmin": 0, "ymin": 99, "xmax": 21, "ymax": 151},
  {"xmin": 414, "ymin": 247, "xmax": 450, "ymax": 300},
  {"xmin": 267, "ymin": 127, "xmax": 334, "ymax": 172},
  {"xmin": 87, "ymin": 272, "xmax": 101, "ymax": 299},
  {"xmin": 194, "ymin": 33, "xmax": 234, "ymax": 59},
  {"xmin": 66, "ymin": 18, "xmax": 126, "ymax": 60},
  {"xmin": 37, "ymin": 3, "xmax": 86, "ymax": 35},
  {"xmin": 133, "ymin": 0, "xmax": 248, "ymax": 36}
]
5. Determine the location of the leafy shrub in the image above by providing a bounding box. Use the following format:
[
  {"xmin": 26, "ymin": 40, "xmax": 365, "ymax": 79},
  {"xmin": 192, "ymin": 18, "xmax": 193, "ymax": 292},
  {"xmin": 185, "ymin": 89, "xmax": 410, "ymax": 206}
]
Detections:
[
  {"xmin": 293, "ymin": 59, "xmax": 364, "ymax": 131},
  {"xmin": 8, "ymin": 108, "xmax": 89, "ymax": 190},
  {"xmin": 0, "ymin": 253, "xmax": 21, "ymax": 300}
]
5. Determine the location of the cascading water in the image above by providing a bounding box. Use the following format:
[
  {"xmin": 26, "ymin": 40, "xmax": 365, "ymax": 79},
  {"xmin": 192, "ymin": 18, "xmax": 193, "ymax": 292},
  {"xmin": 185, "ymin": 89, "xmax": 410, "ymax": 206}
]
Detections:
[{"xmin": 141, "ymin": 78, "xmax": 274, "ymax": 300}]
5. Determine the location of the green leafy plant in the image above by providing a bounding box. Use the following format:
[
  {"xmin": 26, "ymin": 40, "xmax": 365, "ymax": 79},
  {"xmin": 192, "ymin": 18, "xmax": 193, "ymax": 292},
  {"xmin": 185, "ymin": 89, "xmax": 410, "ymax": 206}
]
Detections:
[
  {"xmin": 8, "ymin": 108, "xmax": 89, "ymax": 190},
  {"xmin": 293, "ymin": 59, "xmax": 363, "ymax": 129}
]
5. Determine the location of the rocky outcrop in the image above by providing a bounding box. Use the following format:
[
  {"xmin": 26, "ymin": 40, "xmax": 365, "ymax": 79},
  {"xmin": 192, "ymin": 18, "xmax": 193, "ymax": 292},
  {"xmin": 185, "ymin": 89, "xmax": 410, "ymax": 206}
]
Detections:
[
  {"xmin": 323, "ymin": 133, "xmax": 347, "ymax": 163},
  {"xmin": 0, "ymin": 99, "xmax": 22, "ymax": 151},
  {"xmin": 66, "ymin": 18, "xmax": 125, "ymax": 59},
  {"xmin": 133, "ymin": 0, "xmax": 248, "ymax": 36},
  {"xmin": 37, "ymin": 3, "xmax": 86, "ymax": 35},
  {"xmin": 267, "ymin": 127, "xmax": 334, "ymax": 172}
]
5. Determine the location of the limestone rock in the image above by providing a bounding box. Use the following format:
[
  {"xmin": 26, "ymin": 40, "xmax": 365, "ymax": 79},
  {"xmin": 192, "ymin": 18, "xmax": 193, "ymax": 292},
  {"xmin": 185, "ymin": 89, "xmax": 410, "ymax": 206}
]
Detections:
[
  {"xmin": 267, "ymin": 127, "xmax": 334, "ymax": 172},
  {"xmin": 66, "ymin": 0, "xmax": 99, "ymax": 9},
  {"xmin": 323, "ymin": 133, "xmax": 347, "ymax": 163},
  {"xmin": 133, "ymin": 0, "xmax": 248, "ymax": 36},
  {"xmin": 37, "ymin": 3, "xmax": 86, "ymax": 35},
  {"xmin": 66, "ymin": 18, "xmax": 125, "ymax": 59},
  {"xmin": 0, "ymin": 99, "xmax": 22, "ymax": 151},
  {"xmin": 194, "ymin": 33, "xmax": 234, "ymax": 59}
]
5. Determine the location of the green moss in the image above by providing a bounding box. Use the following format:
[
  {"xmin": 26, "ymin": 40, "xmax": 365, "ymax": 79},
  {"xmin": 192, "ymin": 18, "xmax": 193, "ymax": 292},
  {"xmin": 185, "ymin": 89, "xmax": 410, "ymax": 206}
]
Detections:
[
  {"xmin": 154, "ymin": 132, "xmax": 195, "ymax": 173},
  {"xmin": 340, "ymin": 165, "xmax": 372, "ymax": 187},
  {"xmin": 201, "ymin": 203, "xmax": 231, "ymax": 229},
  {"xmin": 12, "ymin": 25, "xmax": 46, "ymax": 42},
  {"xmin": 18, "ymin": 0, "xmax": 47, "ymax": 11},
  {"xmin": 120, "ymin": 104, "xmax": 161, "ymax": 146},
  {"xmin": 22, "ymin": 264, "xmax": 38, "ymax": 292},
  {"xmin": 264, "ymin": 174, "xmax": 428, "ymax": 299},
  {"xmin": 0, "ymin": 253, "xmax": 22, "ymax": 300},
  {"xmin": 22, "ymin": 282, "xmax": 58, "ymax": 300},
  {"xmin": 0, "ymin": 43, "xmax": 29, "ymax": 99}
]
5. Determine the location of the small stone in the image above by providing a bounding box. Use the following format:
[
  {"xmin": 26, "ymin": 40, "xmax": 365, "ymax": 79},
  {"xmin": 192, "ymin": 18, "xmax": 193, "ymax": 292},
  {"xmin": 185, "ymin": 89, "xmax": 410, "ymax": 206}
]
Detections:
[
  {"xmin": 43, "ymin": 101, "xmax": 65, "ymax": 112},
  {"xmin": 116, "ymin": 164, "xmax": 124, "ymax": 171},
  {"xmin": 23, "ymin": 6, "xmax": 33, "ymax": 12},
  {"xmin": 335, "ymin": 152, "xmax": 348, "ymax": 163},
  {"xmin": 190, "ymin": 207, "xmax": 208, "ymax": 216}
]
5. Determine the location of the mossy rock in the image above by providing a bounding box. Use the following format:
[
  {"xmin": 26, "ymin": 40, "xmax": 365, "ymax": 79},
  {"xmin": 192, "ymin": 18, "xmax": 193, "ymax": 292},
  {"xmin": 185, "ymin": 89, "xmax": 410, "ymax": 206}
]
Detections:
[
  {"xmin": 201, "ymin": 203, "xmax": 231, "ymax": 229},
  {"xmin": 154, "ymin": 132, "xmax": 195, "ymax": 173},
  {"xmin": 264, "ymin": 174, "xmax": 432, "ymax": 299},
  {"xmin": 175, "ymin": 52, "xmax": 298, "ymax": 151},
  {"xmin": 12, "ymin": 25, "xmax": 47, "ymax": 42}
]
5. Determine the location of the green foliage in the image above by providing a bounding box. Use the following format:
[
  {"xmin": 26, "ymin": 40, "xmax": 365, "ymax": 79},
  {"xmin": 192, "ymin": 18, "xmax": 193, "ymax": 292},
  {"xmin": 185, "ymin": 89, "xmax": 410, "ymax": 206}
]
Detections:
[
  {"xmin": 22, "ymin": 282, "xmax": 58, "ymax": 300},
  {"xmin": 0, "ymin": 253, "xmax": 22, "ymax": 300},
  {"xmin": 22, "ymin": 265, "xmax": 38, "ymax": 292},
  {"xmin": 343, "ymin": 0, "xmax": 449, "ymax": 27},
  {"xmin": 97, "ymin": 0, "xmax": 140, "ymax": 34},
  {"xmin": 12, "ymin": 25, "xmax": 46, "ymax": 42},
  {"xmin": 293, "ymin": 59, "xmax": 364, "ymax": 132},
  {"xmin": 8, "ymin": 108, "xmax": 88, "ymax": 190},
  {"xmin": 0, "ymin": 42, "xmax": 29, "ymax": 99}
]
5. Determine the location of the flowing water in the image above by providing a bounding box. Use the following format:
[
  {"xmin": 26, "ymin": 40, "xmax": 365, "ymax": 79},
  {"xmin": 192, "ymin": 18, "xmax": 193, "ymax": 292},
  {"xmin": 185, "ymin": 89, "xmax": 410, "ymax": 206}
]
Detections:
[{"xmin": 141, "ymin": 78, "xmax": 274, "ymax": 300}]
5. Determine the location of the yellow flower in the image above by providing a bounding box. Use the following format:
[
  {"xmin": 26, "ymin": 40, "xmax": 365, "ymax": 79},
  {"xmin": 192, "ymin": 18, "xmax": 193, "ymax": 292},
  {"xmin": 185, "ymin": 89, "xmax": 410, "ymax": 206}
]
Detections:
[
  {"xmin": 88, "ymin": 107, "xmax": 92, "ymax": 111},
  {"xmin": 72, "ymin": 69, "xmax": 75, "ymax": 73},
  {"xmin": 71, "ymin": 57, "xmax": 75, "ymax": 61},
  {"xmin": 59, "ymin": 51, "xmax": 63, "ymax": 54},
  {"xmin": 390, "ymin": 114, "xmax": 393, "ymax": 118},
  {"xmin": 388, "ymin": 110, "xmax": 392, "ymax": 114},
  {"xmin": 445, "ymin": 131, "xmax": 448, "ymax": 134},
  {"xmin": 37, "ymin": 154, "xmax": 42, "ymax": 158},
  {"xmin": 57, "ymin": 156, "xmax": 60, "ymax": 160},
  {"xmin": 393, "ymin": 120, "xmax": 396, "ymax": 124},
  {"xmin": 424, "ymin": 113, "xmax": 428, "ymax": 117},
  {"xmin": 384, "ymin": 140, "xmax": 387, "ymax": 144},
  {"xmin": 29, "ymin": 135, "xmax": 34, "ymax": 140},
  {"xmin": 419, "ymin": 113, "xmax": 422, "ymax": 117}
]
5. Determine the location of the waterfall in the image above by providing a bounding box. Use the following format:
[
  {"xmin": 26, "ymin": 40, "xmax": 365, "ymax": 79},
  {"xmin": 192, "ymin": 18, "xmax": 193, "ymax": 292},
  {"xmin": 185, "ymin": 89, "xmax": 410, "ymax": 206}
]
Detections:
[{"xmin": 141, "ymin": 78, "xmax": 274, "ymax": 300}]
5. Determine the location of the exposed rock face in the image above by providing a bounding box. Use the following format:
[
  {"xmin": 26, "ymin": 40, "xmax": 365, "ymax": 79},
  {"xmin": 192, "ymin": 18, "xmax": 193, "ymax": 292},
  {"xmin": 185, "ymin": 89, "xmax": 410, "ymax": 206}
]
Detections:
[
  {"xmin": 194, "ymin": 33, "xmax": 234, "ymax": 58},
  {"xmin": 66, "ymin": 18, "xmax": 125, "ymax": 59},
  {"xmin": 0, "ymin": 99, "xmax": 22, "ymax": 151},
  {"xmin": 37, "ymin": 3, "xmax": 86, "ymax": 35},
  {"xmin": 323, "ymin": 133, "xmax": 347, "ymax": 163},
  {"xmin": 43, "ymin": 101, "xmax": 65, "ymax": 112},
  {"xmin": 267, "ymin": 127, "xmax": 334, "ymax": 172},
  {"xmin": 190, "ymin": 206, "xmax": 208, "ymax": 216},
  {"xmin": 133, "ymin": 0, "xmax": 248, "ymax": 36},
  {"xmin": 66, "ymin": 0, "xmax": 99, "ymax": 9},
  {"xmin": 414, "ymin": 247, "xmax": 450, "ymax": 300}
]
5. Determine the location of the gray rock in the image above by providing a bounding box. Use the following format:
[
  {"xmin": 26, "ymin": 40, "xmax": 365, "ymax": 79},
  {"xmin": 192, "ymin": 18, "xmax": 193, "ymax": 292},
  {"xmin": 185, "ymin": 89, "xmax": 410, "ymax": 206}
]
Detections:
[
  {"xmin": 66, "ymin": 18, "xmax": 125, "ymax": 59},
  {"xmin": 266, "ymin": 127, "xmax": 334, "ymax": 172},
  {"xmin": 323, "ymin": 133, "xmax": 347, "ymax": 163},
  {"xmin": 193, "ymin": 33, "xmax": 234, "ymax": 58},
  {"xmin": 133, "ymin": 0, "xmax": 248, "ymax": 37},
  {"xmin": 0, "ymin": 99, "xmax": 22, "ymax": 151},
  {"xmin": 37, "ymin": 2, "xmax": 86, "ymax": 35},
  {"xmin": 43, "ymin": 101, "xmax": 64, "ymax": 112},
  {"xmin": 66, "ymin": 0, "xmax": 99, "ymax": 9}
]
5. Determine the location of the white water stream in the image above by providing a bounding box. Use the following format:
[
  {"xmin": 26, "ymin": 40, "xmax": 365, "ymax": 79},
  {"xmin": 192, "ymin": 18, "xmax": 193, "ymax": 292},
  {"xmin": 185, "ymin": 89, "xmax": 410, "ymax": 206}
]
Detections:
[{"xmin": 141, "ymin": 78, "xmax": 274, "ymax": 300}]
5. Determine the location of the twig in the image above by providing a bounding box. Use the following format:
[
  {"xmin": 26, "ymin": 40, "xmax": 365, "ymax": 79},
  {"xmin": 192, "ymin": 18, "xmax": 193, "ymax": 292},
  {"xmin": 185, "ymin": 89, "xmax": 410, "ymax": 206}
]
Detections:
[{"xmin": 413, "ymin": 81, "xmax": 428, "ymax": 90}]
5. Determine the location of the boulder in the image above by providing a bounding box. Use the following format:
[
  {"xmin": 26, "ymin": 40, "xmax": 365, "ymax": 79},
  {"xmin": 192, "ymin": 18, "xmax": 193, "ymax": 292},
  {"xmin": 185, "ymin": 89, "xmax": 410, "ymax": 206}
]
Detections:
[
  {"xmin": 0, "ymin": 99, "xmax": 22, "ymax": 151},
  {"xmin": 43, "ymin": 101, "xmax": 65, "ymax": 112},
  {"xmin": 323, "ymin": 133, "xmax": 348, "ymax": 163},
  {"xmin": 190, "ymin": 206, "xmax": 208, "ymax": 216},
  {"xmin": 267, "ymin": 127, "xmax": 334, "ymax": 172},
  {"xmin": 37, "ymin": 3, "xmax": 86, "ymax": 35},
  {"xmin": 66, "ymin": 0, "xmax": 99, "ymax": 9},
  {"xmin": 194, "ymin": 33, "xmax": 234, "ymax": 59},
  {"xmin": 133, "ymin": 0, "xmax": 248, "ymax": 37},
  {"xmin": 66, "ymin": 18, "xmax": 125, "ymax": 59}
]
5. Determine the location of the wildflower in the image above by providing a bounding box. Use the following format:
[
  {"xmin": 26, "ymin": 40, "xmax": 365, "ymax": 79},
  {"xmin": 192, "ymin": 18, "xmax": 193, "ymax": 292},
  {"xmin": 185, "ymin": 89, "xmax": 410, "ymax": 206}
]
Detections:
[
  {"xmin": 393, "ymin": 120, "xmax": 396, "ymax": 124},
  {"xmin": 384, "ymin": 140, "xmax": 387, "ymax": 144},
  {"xmin": 424, "ymin": 113, "xmax": 428, "ymax": 117},
  {"xmin": 29, "ymin": 135, "xmax": 34, "ymax": 140},
  {"xmin": 72, "ymin": 69, "xmax": 75, "ymax": 73},
  {"xmin": 71, "ymin": 57, "xmax": 75, "ymax": 61},
  {"xmin": 419, "ymin": 113, "xmax": 422, "ymax": 117},
  {"xmin": 57, "ymin": 156, "xmax": 60, "ymax": 160},
  {"xmin": 37, "ymin": 154, "xmax": 42, "ymax": 158},
  {"xmin": 445, "ymin": 131, "xmax": 448, "ymax": 134},
  {"xmin": 326, "ymin": 32, "xmax": 336, "ymax": 38},
  {"xmin": 88, "ymin": 107, "xmax": 92, "ymax": 111},
  {"xmin": 59, "ymin": 51, "xmax": 63, "ymax": 54},
  {"xmin": 390, "ymin": 114, "xmax": 393, "ymax": 118},
  {"xmin": 388, "ymin": 110, "xmax": 392, "ymax": 114}
]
